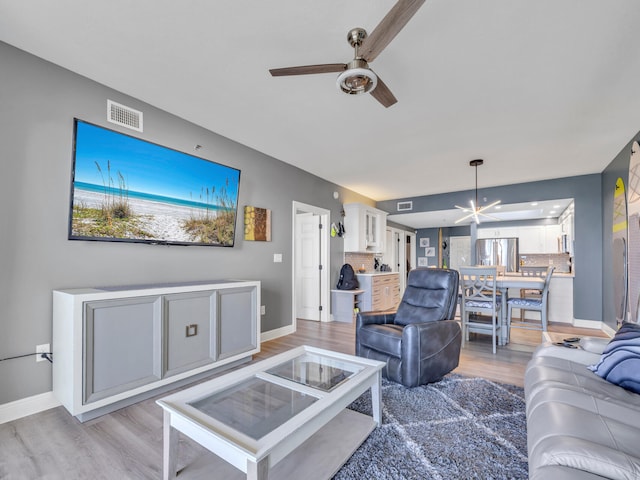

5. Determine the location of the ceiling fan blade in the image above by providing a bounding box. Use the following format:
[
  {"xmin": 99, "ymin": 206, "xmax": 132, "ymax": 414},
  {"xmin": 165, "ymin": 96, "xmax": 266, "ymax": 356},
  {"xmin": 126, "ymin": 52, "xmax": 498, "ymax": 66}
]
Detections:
[
  {"xmin": 370, "ymin": 75, "xmax": 397, "ymax": 107},
  {"xmin": 269, "ymin": 63, "xmax": 346, "ymax": 76},
  {"xmin": 359, "ymin": 0, "xmax": 425, "ymax": 62}
]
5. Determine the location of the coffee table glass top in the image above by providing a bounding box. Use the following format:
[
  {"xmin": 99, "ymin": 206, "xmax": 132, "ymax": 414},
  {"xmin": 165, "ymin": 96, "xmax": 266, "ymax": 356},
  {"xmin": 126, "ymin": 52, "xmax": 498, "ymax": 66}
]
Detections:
[
  {"xmin": 188, "ymin": 376, "xmax": 317, "ymax": 440},
  {"xmin": 266, "ymin": 352, "xmax": 364, "ymax": 392}
]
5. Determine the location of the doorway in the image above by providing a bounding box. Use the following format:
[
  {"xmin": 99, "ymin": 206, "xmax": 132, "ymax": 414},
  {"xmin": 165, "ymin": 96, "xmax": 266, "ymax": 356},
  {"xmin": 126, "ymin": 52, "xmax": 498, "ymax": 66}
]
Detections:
[
  {"xmin": 449, "ymin": 236, "xmax": 471, "ymax": 271},
  {"xmin": 292, "ymin": 202, "xmax": 330, "ymax": 325},
  {"xmin": 384, "ymin": 226, "xmax": 416, "ymax": 295}
]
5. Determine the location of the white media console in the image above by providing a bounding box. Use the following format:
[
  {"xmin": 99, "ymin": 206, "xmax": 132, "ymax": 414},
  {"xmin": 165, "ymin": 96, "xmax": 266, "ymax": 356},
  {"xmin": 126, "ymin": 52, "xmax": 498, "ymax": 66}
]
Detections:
[{"xmin": 52, "ymin": 280, "xmax": 260, "ymax": 421}]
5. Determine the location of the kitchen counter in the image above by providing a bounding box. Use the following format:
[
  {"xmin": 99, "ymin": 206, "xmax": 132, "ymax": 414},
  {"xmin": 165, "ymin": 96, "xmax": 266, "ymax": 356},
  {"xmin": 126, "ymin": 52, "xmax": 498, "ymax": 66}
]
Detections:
[
  {"xmin": 551, "ymin": 272, "xmax": 574, "ymax": 278},
  {"xmin": 355, "ymin": 271, "xmax": 398, "ymax": 276},
  {"xmin": 505, "ymin": 273, "xmax": 573, "ymax": 324}
]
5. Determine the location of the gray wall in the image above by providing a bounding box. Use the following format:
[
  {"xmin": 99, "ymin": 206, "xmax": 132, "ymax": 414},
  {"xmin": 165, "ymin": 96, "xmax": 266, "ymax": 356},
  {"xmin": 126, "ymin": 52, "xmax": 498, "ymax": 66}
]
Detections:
[
  {"xmin": 0, "ymin": 42, "xmax": 372, "ymax": 404},
  {"xmin": 415, "ymin": 229, "xmax": 440, "ymax": 267},
  {"xmin": 378, "ymin": 174, "xmax": 603, "ymax": 323}
]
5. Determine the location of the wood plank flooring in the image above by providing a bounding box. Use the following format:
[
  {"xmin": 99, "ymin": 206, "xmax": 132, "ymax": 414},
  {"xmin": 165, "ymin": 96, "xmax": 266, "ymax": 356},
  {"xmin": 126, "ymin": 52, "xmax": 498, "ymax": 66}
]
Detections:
[{"xmin": 0, "ymin": 320, "xmax": 606, "ymax": 479}]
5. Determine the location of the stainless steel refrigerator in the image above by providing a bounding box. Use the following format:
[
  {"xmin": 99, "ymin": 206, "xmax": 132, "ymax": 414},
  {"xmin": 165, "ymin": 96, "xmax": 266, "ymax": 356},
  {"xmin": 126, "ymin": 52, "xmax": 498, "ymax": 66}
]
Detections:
[{"xmin": 475, "ymin": 238, "xmax": 519, "ymax": 273}]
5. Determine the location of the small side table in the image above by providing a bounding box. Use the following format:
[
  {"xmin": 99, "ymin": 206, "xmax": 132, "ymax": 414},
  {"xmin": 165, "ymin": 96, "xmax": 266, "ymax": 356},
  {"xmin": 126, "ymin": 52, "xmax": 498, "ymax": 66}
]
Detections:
[{"xmin": 331, "ymin": 289, "xmax": 365, "ymax": 323}]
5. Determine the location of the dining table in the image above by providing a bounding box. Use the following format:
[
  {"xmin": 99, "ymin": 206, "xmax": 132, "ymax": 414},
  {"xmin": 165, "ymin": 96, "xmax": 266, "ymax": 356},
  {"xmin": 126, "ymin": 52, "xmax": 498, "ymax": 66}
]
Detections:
[{"xmin": 492, "ymin": 275, "xmax": 546, "ymax": 345}]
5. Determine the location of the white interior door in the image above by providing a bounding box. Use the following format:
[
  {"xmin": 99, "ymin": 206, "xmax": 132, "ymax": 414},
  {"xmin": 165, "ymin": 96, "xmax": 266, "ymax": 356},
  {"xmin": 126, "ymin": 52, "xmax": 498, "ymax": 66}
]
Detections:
[
  {"xmin": 449, "ymin": 236, "xmax": 471, "ymax": 271},
  {"xmin": 401, "ymin": 231, "xmax": 416, "ymax": 295},
  {"xmin": 295, "ymin": 212, "xmax": 321, "ymax": 321}
]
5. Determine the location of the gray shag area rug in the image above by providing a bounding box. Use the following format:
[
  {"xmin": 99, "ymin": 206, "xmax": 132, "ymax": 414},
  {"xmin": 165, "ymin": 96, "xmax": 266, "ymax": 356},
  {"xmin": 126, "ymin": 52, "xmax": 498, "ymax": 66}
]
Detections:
[{"xmin": 334, "ymin": 375, "xmax": 528, "ymax": 480}]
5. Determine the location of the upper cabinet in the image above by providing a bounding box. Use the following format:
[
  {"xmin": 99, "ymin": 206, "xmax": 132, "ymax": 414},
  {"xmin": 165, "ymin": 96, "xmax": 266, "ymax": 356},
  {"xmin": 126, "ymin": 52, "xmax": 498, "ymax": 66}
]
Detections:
[
  {"xmin": 343, "ymin": 203, "xmax": 388, "ymax": 253},
  {"xmin": 478, "ymin": 225, "xmax": 563, "ymax": 254}
]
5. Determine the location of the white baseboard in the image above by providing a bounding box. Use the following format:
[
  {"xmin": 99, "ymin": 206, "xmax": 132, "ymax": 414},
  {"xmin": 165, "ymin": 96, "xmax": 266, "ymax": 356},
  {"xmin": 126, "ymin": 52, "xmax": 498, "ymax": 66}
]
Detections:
[
  {"xmin": 572, "ymin": 318, "xmax": 602, "ymax": 329},
  {"xmin": 572, "ymin": 318, "xmax": 615, "ymax": 338},
  {"xmin": 261, "ymin": 324, "xmax": 295, "ymax": 343},
  {"xmin": 600, "ymin": 322, "xmax": 617, "ymax": 338},
  {"xmin": 0, "ymin": 391, "xmax": 61, "ymax": 425}
]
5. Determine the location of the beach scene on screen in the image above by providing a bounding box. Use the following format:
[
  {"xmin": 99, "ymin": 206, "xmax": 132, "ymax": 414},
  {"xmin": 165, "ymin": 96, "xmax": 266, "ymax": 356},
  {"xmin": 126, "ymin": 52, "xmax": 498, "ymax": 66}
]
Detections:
[{"xmin": 70, "ymin": 121, "xmax": 240, "ymax": 246}]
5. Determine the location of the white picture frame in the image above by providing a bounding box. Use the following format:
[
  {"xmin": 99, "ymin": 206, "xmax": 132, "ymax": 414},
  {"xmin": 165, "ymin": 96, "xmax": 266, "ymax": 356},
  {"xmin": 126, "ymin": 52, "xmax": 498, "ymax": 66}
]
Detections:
[
  {"xmin": 425, "ymin": 247, "xmax": 436, "ymax": 257},
  {"xmin": 419, "ymin": 238, "xmax": 430, "ymax": 248},
  {"xmin": 418, "ymin": 257, "xmax": 428, "ymax": 267}
]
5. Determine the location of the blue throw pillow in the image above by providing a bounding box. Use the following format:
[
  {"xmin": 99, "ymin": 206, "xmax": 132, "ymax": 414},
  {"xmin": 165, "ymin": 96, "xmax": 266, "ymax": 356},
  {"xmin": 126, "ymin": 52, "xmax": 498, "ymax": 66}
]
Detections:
[{"xmin": 588, "ymin": 322, "xmax": 640, "ymax": 394}]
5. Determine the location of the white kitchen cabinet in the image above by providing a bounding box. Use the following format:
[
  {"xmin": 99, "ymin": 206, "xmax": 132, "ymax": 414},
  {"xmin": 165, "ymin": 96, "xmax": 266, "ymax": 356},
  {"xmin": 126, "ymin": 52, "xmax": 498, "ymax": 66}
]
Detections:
[
  {"xmin": 547, "ymin": 275, "xmax": 574, "ymax": 323},
  {"xmin": 330, "ymin": 288, "xmax": 365, "ymax": 322},
  {"xmin": 343, "ymin": 203, "xmax": 387, "ymax": 253},
  {"xmin": 544, "ymin": 225, "xmax": 563, "ymax": 253},
  {"xmin": 478, "ymin": 227, "xmax": 519, "ymax": 239},
  {"xmin": 53, "ymin": 280, "xmax": 260, "ymax": 421},
  {"xmin": 481, "ymin": 225, "xmax": 563, "ymax": 254},
  {"xmin": 518, "ymin": 226, "xmax": 545, "ymax": 253}
]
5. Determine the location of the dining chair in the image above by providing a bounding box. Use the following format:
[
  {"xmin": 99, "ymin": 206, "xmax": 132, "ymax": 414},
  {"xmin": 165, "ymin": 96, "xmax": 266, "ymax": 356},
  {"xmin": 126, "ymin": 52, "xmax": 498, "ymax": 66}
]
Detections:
[
  {"xmin": 518, "ymin": 266, "xmax": 547, "ymax": 321},
  {"xmin": 459, "ymin": 266, "xmax": 501, "ymax": 354},
  {"xmin": 507, "ymin": 266, "xmax": 555, "ymax": 341}
]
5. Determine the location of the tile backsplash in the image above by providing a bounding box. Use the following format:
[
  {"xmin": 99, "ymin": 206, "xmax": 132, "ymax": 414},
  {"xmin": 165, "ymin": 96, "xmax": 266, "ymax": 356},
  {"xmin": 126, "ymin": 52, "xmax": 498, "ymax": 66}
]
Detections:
[
  {"xmin": 519, "ymin": 253, "xmax": 571, "ymax": 273},
  {"xmin": 344, "ymin": 252, "xmax": 375, "ymax": 272}
]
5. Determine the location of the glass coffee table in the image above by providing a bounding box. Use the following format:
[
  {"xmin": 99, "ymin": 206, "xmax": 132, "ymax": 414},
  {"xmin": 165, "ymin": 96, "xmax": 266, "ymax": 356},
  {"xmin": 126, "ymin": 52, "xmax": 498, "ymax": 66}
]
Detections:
[{"xmin": 157, "ymin": 345, "xmax": 385, "ymax": 480}]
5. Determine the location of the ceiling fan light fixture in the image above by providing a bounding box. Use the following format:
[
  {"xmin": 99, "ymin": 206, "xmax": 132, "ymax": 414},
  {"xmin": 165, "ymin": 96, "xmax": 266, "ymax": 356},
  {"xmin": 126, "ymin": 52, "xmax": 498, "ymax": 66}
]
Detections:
[{"xmin": 336, "ymin": 60, "xmax": 377, "ymax": 95}]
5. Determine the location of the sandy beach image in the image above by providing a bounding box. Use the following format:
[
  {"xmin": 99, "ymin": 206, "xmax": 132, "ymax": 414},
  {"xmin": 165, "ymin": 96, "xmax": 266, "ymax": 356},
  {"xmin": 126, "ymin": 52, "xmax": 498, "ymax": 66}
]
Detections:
[{"xmin": 72, "ymin": 189, "xmax": 223, "ymax": 243}]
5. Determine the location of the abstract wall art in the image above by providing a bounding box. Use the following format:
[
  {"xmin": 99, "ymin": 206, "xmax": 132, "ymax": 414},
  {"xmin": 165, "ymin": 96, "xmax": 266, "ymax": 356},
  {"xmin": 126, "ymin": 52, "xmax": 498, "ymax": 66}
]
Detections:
[{"xmin": 244, "ymin": 206, "xmax": 271, "ymax": 241}]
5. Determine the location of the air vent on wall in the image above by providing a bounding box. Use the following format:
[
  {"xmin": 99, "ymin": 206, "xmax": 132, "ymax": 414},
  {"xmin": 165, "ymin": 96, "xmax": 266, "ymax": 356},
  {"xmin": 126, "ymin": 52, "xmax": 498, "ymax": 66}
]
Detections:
[
  {"xmin": 397, "ymin": 201, "xmax": 413, "ymax": 212},
  {"xmin": 107, "ymin": 100, "xmax": 143, "ymax": 132}
]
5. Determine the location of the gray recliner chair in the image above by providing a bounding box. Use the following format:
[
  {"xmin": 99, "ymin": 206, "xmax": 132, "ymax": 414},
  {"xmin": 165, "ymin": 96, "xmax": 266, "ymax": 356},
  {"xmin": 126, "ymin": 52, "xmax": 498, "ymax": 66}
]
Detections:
[{"xmin": 355, "ymin": 268, "xmax": 461, "ymax": 387}]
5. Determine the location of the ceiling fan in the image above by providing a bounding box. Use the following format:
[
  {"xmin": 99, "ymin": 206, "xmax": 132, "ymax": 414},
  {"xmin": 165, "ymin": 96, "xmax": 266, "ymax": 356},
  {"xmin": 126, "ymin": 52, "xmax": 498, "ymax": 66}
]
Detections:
[{"xmin": 269, "ymin": 0, "xmax": 425, "ymax": 108}]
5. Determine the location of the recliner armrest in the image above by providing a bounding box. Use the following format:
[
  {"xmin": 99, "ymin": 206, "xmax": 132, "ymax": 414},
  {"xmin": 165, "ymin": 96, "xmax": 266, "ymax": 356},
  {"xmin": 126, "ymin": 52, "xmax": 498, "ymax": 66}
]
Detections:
[
  {"xmin": 402, "ymin": 320, "xmax": 461, "ymax": 350},
  {"xmin": 356, "ymin": 311, "xmax": 396, "ymax": 329}
]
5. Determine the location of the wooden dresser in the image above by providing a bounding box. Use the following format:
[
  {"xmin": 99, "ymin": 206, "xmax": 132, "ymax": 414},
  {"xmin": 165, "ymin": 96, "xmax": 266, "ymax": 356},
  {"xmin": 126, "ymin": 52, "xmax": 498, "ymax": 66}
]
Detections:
[{"xmin": 356, "ymin": 273, "xmax": 400, "ymax": 312}]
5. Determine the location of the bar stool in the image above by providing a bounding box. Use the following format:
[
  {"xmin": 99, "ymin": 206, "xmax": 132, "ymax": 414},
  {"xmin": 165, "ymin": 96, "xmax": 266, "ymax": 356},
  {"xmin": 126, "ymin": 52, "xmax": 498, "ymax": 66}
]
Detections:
[
  {"xmin": 518, "ymin": 266, "xmax": 547, "ymax": 321},
  {"xmin": 507, "ymin": 266, "xmax": 555, "ymax": 342}
]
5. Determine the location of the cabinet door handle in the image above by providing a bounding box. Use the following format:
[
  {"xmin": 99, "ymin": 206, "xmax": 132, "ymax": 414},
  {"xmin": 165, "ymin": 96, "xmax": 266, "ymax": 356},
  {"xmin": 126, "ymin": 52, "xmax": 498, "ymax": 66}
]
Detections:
[{"xmin": 185, "ymin": 324, "xmax": 198, "ymax": 337}]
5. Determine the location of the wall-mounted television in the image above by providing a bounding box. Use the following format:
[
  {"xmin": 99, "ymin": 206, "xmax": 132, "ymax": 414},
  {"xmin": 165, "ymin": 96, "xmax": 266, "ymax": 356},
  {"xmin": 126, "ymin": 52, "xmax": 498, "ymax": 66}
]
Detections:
[{"xmin": 69, "ymin": 119, "xmax": 241, "ymax": 247}]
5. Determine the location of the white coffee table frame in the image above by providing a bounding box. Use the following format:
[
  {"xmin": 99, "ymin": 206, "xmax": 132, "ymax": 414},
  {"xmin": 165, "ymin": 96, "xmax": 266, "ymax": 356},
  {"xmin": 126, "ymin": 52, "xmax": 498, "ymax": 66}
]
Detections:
[{"xmin": 157, "ymin": 345, "xmax": 385, "ymax": 480}]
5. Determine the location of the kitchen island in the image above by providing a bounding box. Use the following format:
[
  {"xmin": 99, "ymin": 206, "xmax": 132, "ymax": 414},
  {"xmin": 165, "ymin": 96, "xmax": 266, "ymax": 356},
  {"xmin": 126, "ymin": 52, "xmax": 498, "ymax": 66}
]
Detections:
[{"xmin": 507, "ymin": 272, "xmax": 574, "ymax": 324}]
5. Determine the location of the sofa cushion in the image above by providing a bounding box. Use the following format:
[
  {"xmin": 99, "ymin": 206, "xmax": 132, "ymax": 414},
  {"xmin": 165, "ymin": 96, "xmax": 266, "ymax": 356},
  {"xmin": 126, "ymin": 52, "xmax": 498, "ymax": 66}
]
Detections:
[
  {"xmin": 528, "ymin": 401, "xmax": 640, "ymax": 480},
  {"xmin": 588, "ymin": 322, "xmax": 640, "ymax": 394},
  {"xmin": 530, "ymin": 465, "xmax": 613, "ymax": 480},
  {"xmin": 525, "ymin": 355, "xmax": 640, "ymax": 412},
  {"xmin": 527, "ymin": 384, "xmax": 640, "ymax": 424},
  {"xmin": 530, "ymin": 342, "xmax": 602, "ymax": 365}
]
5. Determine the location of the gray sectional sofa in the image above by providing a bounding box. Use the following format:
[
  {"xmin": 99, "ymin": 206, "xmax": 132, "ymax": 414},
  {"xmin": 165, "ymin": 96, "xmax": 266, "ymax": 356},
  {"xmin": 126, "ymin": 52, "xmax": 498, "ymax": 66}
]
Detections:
[{"xmin": 525, "ymin": 335, "xmax": 640, "ymax": 479}]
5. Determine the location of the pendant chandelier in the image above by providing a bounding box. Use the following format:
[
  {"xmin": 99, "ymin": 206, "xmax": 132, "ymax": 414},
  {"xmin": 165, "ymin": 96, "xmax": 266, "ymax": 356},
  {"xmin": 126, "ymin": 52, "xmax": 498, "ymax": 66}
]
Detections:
[{"xmin": 455, "ymin": 159, "xmax": 501, "ymax": 224}]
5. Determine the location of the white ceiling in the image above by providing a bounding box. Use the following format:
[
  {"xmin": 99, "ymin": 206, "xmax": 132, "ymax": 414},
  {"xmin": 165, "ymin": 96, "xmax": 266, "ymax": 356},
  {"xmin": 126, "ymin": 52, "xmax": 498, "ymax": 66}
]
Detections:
[{"xmin": 1, "ymin": 0, "xmax": 640, "ymax": 203}]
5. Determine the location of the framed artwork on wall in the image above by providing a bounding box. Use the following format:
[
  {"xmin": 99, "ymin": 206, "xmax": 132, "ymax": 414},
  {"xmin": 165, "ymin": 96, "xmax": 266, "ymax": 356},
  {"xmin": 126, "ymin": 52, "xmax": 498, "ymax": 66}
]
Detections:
[{"xmin": 244, "ymin": 206, "xmax": 271, "ymax": 241}]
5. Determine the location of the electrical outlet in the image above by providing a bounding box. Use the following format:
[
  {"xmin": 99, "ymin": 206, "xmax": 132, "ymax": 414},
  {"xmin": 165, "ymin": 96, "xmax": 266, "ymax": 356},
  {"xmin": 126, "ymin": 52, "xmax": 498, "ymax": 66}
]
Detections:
[
  {"xmin": 36, "ymin": 343, "xmax": 50, "ymax": 362},
  {"xmin": 260, "ymin": 305, "xmax": 266, "ymax": 315}
]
